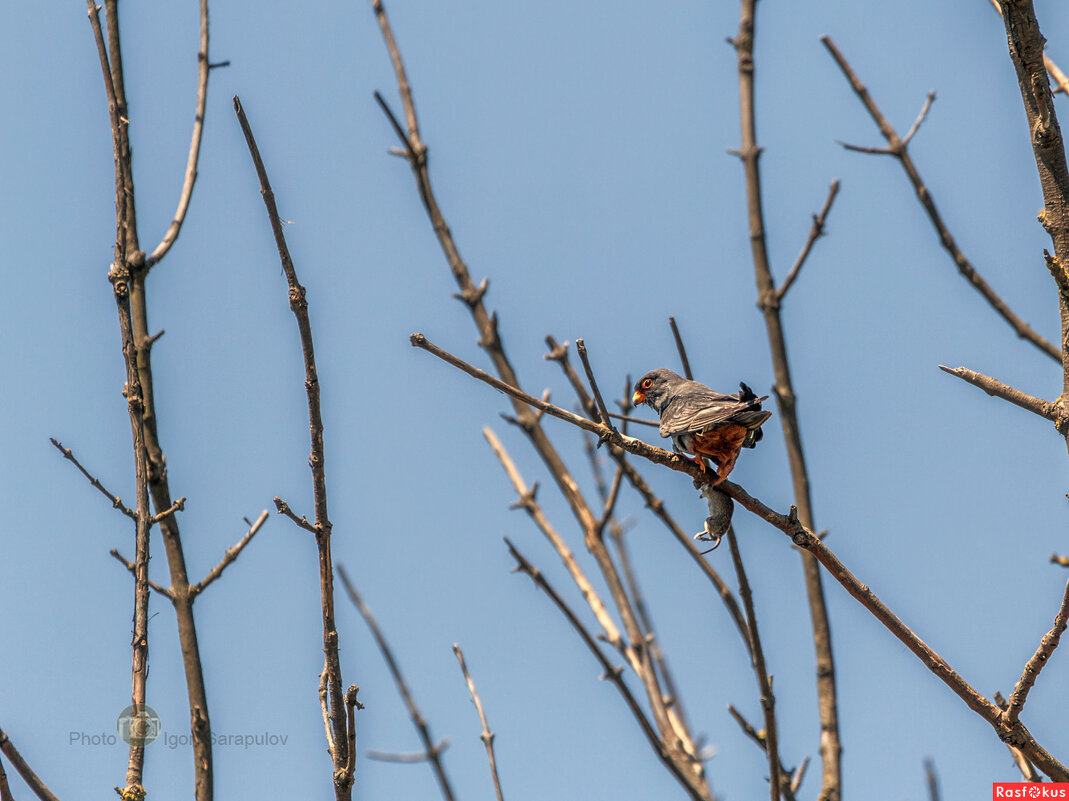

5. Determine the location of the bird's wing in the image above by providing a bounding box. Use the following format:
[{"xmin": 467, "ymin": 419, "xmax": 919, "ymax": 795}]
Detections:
[{"xmin": 659, "ymin": 390, "xmax": 769, "ymax": 437}]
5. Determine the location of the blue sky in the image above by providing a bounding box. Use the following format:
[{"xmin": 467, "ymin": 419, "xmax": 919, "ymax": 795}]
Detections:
[{"xmin": 3, "ymin": 1, "xmax": 1069, "ymax": 799}]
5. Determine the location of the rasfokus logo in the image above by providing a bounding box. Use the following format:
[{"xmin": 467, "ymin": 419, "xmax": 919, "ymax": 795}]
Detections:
[{"xmin": 993, "ymin": 783, "xmax": 1069, "ymax": 799}]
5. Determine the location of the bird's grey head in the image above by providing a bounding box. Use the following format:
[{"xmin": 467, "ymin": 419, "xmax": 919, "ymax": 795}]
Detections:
[{"xmin": 632, "ymin": 368, "xmax": 685, "ymax": 412}]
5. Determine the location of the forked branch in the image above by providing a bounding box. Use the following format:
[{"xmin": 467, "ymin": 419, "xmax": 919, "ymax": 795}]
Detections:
[{"xmin": 822, "ymin": 35, "xmax": 1060, "ymax": 362}]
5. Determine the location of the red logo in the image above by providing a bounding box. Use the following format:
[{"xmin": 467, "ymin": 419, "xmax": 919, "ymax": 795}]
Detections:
[{"xmin": 993, "ymin": 784, "xmax": 1069, "ymax": 799}]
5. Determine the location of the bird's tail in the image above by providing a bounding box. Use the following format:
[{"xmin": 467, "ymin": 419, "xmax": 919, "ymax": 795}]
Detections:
[{"xmin": 736, "ymin": 409, "xmax": 772, "ymax": 448}]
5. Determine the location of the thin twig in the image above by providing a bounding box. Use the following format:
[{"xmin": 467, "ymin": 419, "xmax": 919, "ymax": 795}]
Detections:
[
  {"xmin": 668, "ymin": 317, "xmax": 694, "ymax": 380},
  {"xmin": 367, "ymin": 746, "xmax": 447, "ymax": 763},
  {"xmin": 338, "ymin": 567, "xmax": 455, "ymax": 801},
  {"xmin": 584, "ymin": 437, "xmax": 610, "ymax": 502},
  {"xmin": 938, "ymin": 365, "xmax": 1056, "ymax": 421},
  {"xmin": 822, "ymin": 34, "xmax": 1060, "ymax": 362},
  {"xmin": 50, "ymin": 438, "xmax": 135, "ymax": 520},
  {"xmin": 901, "ymin": 92, "xmax": 936, "ymax": 146},
  {"xmin": 1005, "ymin": 575, "xmax": 1069, "ymax": 723},
  {"xmin": 544, "ymin": 336, "xmax": 597, "ymax": 419},
  {"xmin": 191, "ymin": 510, "xmax": 270, "ymax": 596},
  {"xmin": 924, "ymin": 758, "xmax": 940, "ymax": 801},
  {"xmin": 595, "ymin": 465, "xmax": 624, "ymax": 538},
  {"xmin": 505, "ymin": 540, "xmax": 706, "ymax": 801},
  {"xmin": 776, "ymin": 181, "xmax": 840, "ymax": 302},
  {"xmin": 151, "ymin": 497, "xmax": 186, "ymax": 524},
  {"xmin": 790, "ymin": 757, "xmax": 810, "ymax": 796},
  {"xmin": 273, "ymin": 497, "xmax": 319, "ymax": 534},
  {"xmin": 370, "ymin": 0, "xmax": 424, "ymax": 154},
  {"xmin": 452, "ymin": 645, "xmax": 505, "ymax": 801},
  {"xmin": 575, "ymin": 339, "xmax": 614, "ymax": 432},
  {"xmin": 110, "ymin": 549, "xmax": 172, "ymax": 598},
  {"xmin": 145, "ymin": 0, "xmax": 210, "ymax": 268}
]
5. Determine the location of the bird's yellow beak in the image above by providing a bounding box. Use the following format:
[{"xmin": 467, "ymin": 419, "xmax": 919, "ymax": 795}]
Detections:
[{"xmin": 632, "ymin": 390, "xmax": 645, "ymax": 406}]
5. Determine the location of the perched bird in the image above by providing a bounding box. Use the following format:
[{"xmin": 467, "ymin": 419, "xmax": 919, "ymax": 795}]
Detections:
[{"xmin": 632, "ymin": 368, "xmax": 772, "ymax": 485}]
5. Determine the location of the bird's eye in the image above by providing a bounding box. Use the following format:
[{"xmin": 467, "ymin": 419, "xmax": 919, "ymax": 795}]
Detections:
[{"xmin": 641, "ymin": 378, "xmax": 653, "ymax": 389}]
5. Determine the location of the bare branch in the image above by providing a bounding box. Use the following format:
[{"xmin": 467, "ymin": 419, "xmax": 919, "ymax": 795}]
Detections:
[
  {"xmin": 145, "ymin": 0, "xmax": 210, "ymax": 268},
  {"xmin": 0, "ymin": 754, "xmax": 10, "ymax": 801},
  {"xmin": 938, "ymin": 365, "xmax": 1056, "ymax": 421},
  {"xmin": 338, "ymin": 567, "xmax": 455, "ymax": 801},
  {"xmin": 319, "ymin": 659, "xmax": 334, "ymax": 757},
  {"xmin": 452, "ymin": 645, "xmax": 505, "ymax": 801},
  {"xmin": 191, "ymin": 510, "xmax": 270, "ymax": 597},
  {"xmin": 726, "ymin": 527, "xmax": 781, "ymax": 801},
  {"xmin": 1005, "ymin": 575, "xmax": 1069, "ymax": 723},
  {"xmin": 822, "ymin": 34, "xmax": 1060, "ymax": 362},
  {"xmin": 0, "ymin": 728, "xmax": 61, "ymax": 801},
  {"xmin": 988, "ymin": 0, "xmax": 1069, "ymax": 94},
  {"xmin": 50, "ymin": 438, "xmax": 135, "ymax": 520},
  {"xmin": 776, "ymin": 180, "xmax": 840, "ymax": 302},
  {"xmin": 234, "ymin": 95, "xmax": 350, "ymax": 796}
]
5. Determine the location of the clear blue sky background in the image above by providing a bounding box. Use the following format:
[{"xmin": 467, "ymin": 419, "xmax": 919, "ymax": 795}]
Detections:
[{"xmin": 3, "ymin": 2, "xmax": 1069, "ymax": 799}]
